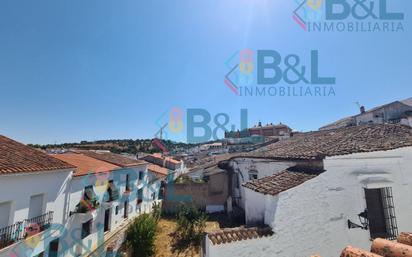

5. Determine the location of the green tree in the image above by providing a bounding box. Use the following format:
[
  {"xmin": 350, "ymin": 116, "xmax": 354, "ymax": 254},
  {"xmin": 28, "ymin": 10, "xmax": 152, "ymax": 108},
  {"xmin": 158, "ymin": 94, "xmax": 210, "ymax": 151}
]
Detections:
[
  {"xmin": 175, "ymin": 204, "xmax": 207, "ymax": 247},
  {"xmin": 126, "ymin": 214, "xmax": 157, "ymax": 257}
]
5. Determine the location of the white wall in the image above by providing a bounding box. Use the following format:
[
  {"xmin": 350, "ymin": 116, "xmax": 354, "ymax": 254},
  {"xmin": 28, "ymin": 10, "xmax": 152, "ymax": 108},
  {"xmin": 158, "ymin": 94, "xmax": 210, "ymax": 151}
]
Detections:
[
  {"xmin": 0, "ymin": 169, "xmax": 72, "ymax": 228},
  {"xmin": 207, "ymin": 147, "xmax": 412, "ymax": 257},
  {"xmin": 0, "ymin": 169, "xmax": 73, "ymax": 257},
  {"xmin": 230, "ymin": 158, "xmax": 296, "ymax": 209},
  {"xmin": 0, "ymin": 164, "xmax": 162, "ymax": 257},
  {"xmin": 61, "ymin": 165, "xmax": 149, "ymax": 257},
  {"xmin": 244, "ymin": 189, "xmax": 278, "ymax": 226}
]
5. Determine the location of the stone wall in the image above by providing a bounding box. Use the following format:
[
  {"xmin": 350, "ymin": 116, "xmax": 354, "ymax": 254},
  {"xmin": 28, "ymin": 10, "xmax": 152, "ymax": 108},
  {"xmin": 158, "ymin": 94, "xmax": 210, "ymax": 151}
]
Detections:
[{"xmin": 163, "ymin": 172, "xmax": 229, "ymax": 213}]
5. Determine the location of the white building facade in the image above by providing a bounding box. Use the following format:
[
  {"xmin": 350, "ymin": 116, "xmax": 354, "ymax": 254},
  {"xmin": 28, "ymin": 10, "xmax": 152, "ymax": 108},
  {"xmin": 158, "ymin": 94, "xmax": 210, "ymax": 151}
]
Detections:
[
  {"xmin": 205, "ymin": 124, "xmax": 412, "ymax": 257},
  {"xmin": 0, "ymin": 139, "xmax": 163, "ymax": 257}
]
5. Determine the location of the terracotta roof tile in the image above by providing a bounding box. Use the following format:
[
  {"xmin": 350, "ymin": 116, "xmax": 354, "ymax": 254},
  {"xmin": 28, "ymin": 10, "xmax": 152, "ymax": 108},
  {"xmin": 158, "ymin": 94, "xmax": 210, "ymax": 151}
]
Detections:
[
  {"xmin": 340, "ymin": 233, "xmax": 412, "ymax": 257},
  {"xmin": 75, "ymin": 151, "xmax": 146, "ymax": 167},
  {"xmin": 148, "ymin": 164, "xmax": 168, "ymax": 179},
  {"xmin": 0, "ymin": 135, "xmax": 75, "ymax": 175},
  {"xmin": 371, "ymin": 238, "xmax": 412, "ymax": 257},
  {"xmin": 398, "ymin": 232, "xmax": 412, "ymax": 247},
  {"xmin": 52, "ymin": 153, "xmax": 121, "ymax": 177},
  {"xmin": 340, "ymin": 246, "xmax": 382, "ymax": 257},
  {"xmin": 146, "ymin": 154, "xmax": 181, "ymax": 165},
  {"xmin": 248, "ymin": 124, "xmax": 412, "ymax": 160},
  {"xmin": 243, "ymin": 170, "xmax": 319, "ymax": 196},
  {"xmin": 208, "ymin": 227, "xmax": 273, "ymax": 245}
]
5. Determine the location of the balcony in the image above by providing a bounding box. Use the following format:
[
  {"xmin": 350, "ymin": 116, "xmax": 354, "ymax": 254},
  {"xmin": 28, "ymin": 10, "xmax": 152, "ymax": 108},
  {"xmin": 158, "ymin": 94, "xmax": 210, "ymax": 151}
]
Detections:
[
  {"xmin": 0, "ymin": 211, "xmax": 54, "ymax": 250},
  {"xmin": 71, "ymin": 185, "xmax": 100, "ymax": 215}
]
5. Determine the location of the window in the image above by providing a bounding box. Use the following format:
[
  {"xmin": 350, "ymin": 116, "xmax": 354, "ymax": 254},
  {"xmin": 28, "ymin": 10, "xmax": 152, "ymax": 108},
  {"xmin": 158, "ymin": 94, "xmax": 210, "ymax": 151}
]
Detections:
[
  {"xmin": 248, "ymin": 170, "xmax": 258, "ymax": 180},
  {"xmin": 81, "ymin": 219, "xmax": 92, "ymax": 239},
  {"xmin": 48, "ymin": 239, "xmax": 59, "ymax": 257},
  {"xmin": 76, "ymin": 186, "xmax": 98, "ymax": 213},
  {"xmin": 158, "ymin": 187, "xmax": 164, "ymax": 200},
  {"xmin": 139, "ymin": 171, "xmax": 144, "ymax": 180},
  {"xmin": 124, "ymin": 201, "xmax": 129, "ymax": 219},
  {"xmin": 106, "ymin": 180, "xmax": 119, "ymax": 202},
  {"xmin": 364, "ymin": 187, "xmax": 398, "ymax": 240},
  {"xmin": 125, "ymin": 174, "xmax": 130, "ymax": 191},
  {"xmin": 115, "ymin": 206, "xmax": 119, "ymax": 215},
  {"xmin": 29, "ymin": 194, "xmax": 44, "ymax": 219},
  {"xmin": 137, "ymin": 189, "xmax": 143, "ymax": 204},
  {"xmin": 0, "ymin": 201, "xmax": 11, "ymax": 228},
  {"xmin": 152, "ymin": 192, "xmax": 156, "ymax": 201}
]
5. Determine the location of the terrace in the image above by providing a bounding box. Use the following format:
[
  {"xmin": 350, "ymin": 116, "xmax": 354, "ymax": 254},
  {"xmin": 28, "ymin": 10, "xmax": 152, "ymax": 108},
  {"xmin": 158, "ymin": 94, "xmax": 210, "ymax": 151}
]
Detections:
[{"xmin": 0, "ymin": 211, "xmax": 54, "ymax": 250}]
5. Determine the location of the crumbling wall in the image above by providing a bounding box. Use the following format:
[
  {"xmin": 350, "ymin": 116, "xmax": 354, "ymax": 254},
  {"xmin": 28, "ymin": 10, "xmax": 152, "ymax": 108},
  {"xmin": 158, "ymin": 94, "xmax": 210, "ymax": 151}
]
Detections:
[{"xmin": 163, "ymin": 172, "xmax": 229, "ymax": 213}]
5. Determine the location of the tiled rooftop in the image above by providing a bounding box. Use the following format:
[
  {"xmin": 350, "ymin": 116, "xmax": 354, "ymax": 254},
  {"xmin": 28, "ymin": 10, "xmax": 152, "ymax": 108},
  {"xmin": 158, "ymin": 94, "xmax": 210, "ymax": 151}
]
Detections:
[
  {"xmin": 248, "ymin": 124, "xmax": 412, "ymax": 160},
  {"xmin": 0, "ymin": 135, "xmax": 75, "ymax": 175},
  {"xmin": 340, "ymin": 233, "xmax": 412, "ymax": 257},
  {"xmin": 75, "ymin": 150, "xmax": 146, "ymax": 167},
  {"xmin": 52, "ymin": 153, "xmax": 121, "ymax": 177},
  {"xmin": 207, "ymin": 226, "xmax": 273, "ymax": 245},
  {"xmin": 148, "ymin": 164, "xmax": 168, "ymax": 180},
  {"xmin": 146, "ymin": 153, "xmax": 181, "ymax": 165},
  {"xmin": 243, "ymin": 170, "xmax": 320, "ymax": 196}
]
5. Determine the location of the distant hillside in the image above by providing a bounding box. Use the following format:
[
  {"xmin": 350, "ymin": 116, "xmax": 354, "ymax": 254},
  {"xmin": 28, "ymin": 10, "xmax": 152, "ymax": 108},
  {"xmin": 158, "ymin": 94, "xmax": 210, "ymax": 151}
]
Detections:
[{"xmin": 28, "ymin": 139, "xmax": 196, "ymax": 155}]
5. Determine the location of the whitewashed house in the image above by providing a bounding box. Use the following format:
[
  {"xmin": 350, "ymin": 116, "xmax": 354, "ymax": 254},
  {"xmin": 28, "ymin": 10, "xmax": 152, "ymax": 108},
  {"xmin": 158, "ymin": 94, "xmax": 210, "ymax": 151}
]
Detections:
[
  {"xmin": 0, "ymin": 135, "xmax": 75, "ymax": 257},
  {"xmin": 320, "ymin": 97, "xmax": 412, "ymax": 130},
  {"xmin": 142, "ymin": 153, "xmax": 187, "ymax": 179},
  {"xmin": 205, "ymin": 124, "xmax": 412, "ymax": 257},
  {"xmin": 52, "ymin": 151, "xmax": 163, "ymax": 257},
  {"xmin": 0, "ymin": 138, "xmax": 164, "ymax": 257}
]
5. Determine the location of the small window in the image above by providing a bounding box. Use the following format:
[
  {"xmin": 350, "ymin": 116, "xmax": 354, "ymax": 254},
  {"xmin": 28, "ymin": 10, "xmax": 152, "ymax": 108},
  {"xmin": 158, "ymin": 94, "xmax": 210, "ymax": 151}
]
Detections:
[
  {"xmin": 107, "ymin": 180, "xmax": 119, "ymax": 202},
  {"xmin": 0, "ymin": 201, "xmax": 12, "ymax": 228},
  {"xmin": 48, "ymin": 238, "xmax": 59, "ymax": 257},
  {"xmin": 158, "ymin": 187, "xmax": 164, "ymax": 200},
  {"xmin": 29, "ymin": 194, "xmax": 44, "ymax": 219},
  {"xmin": 137, "ymin": 189, "xmax": 143, "ymax": 204},
  {"xmin": 364, "ymin": 187, "xmax": 398, "ymax": 240},
  {"xmin": 152, "ymin": 192, "xmax": 156, "ymax": 201},
  {"xmin": 81, "ymin": 219, "xmax": 92, "ymax": 239},
  {"xmin": 124, "ymin": 201, "xmax": 129, "ymax": 219},
  {"xmin": 248, "ymin": 170, "xmax": 258, "ymax": 180},
  {"xmin": 84, "ymin": 186, "xmax": 97, "ymax": 201},
  {"xmin": 125, "ymin": 174, "xmax": 130, "ymax": 191},
  {"xmin": 115, "ymin": 206, "xmax": 119, "ymax": 215},
  {"xmin": 139, "ymin": 171, "xmax": 144, "ymax": 180}
]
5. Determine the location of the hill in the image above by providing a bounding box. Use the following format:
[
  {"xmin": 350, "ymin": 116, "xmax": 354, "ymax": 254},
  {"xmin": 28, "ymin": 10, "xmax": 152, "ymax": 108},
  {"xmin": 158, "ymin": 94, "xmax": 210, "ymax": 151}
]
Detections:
[{"xmin": 28, "ymin": 139, "xmax": 196, "ymax": 155}]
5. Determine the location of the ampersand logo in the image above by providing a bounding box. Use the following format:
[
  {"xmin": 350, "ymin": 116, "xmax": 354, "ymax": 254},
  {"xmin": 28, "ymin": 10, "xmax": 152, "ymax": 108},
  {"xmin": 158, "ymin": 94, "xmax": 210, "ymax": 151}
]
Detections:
[{"xmin": 292, "ymin": 0, "xmax": 404, "ymax": 33}]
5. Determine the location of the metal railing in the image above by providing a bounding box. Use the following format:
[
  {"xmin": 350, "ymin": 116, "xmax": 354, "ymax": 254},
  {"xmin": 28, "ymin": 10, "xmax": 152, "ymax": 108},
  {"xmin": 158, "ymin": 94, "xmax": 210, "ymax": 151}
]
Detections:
[{"xmin": 0, "ymin": 211, "xmax": 54, "ymax": 250}]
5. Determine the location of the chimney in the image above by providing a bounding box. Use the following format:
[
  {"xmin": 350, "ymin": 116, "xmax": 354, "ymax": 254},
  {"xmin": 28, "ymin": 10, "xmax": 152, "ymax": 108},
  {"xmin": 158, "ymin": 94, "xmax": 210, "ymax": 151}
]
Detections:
[{"xmin": 360, "ymin": 106, "xmax": 366, "ymax": 114}]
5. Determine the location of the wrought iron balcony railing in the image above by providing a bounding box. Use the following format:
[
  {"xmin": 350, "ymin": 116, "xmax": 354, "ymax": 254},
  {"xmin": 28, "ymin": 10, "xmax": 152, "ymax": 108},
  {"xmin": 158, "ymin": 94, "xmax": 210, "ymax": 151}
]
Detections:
[{"xmin": 0, "ymin": 211, "xmax": 54, "ymax": 250}]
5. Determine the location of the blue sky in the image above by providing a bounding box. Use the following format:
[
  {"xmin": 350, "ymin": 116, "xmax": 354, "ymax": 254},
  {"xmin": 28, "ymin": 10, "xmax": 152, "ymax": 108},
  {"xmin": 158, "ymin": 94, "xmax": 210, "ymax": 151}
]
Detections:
[{"xmin": 0, "ymin": 0, "xmax": 411, "ymax": 144}]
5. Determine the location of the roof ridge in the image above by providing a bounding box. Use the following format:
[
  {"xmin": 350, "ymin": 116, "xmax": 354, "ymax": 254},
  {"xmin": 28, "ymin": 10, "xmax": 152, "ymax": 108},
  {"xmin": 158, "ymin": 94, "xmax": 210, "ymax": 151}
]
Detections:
[
  {"xmin": 207, "ymin": 226, "xmax": 273, "ymax": 245},
  {"xmin": 0, "ymin": 136, "xmax": 75, "ymax": 174}
]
